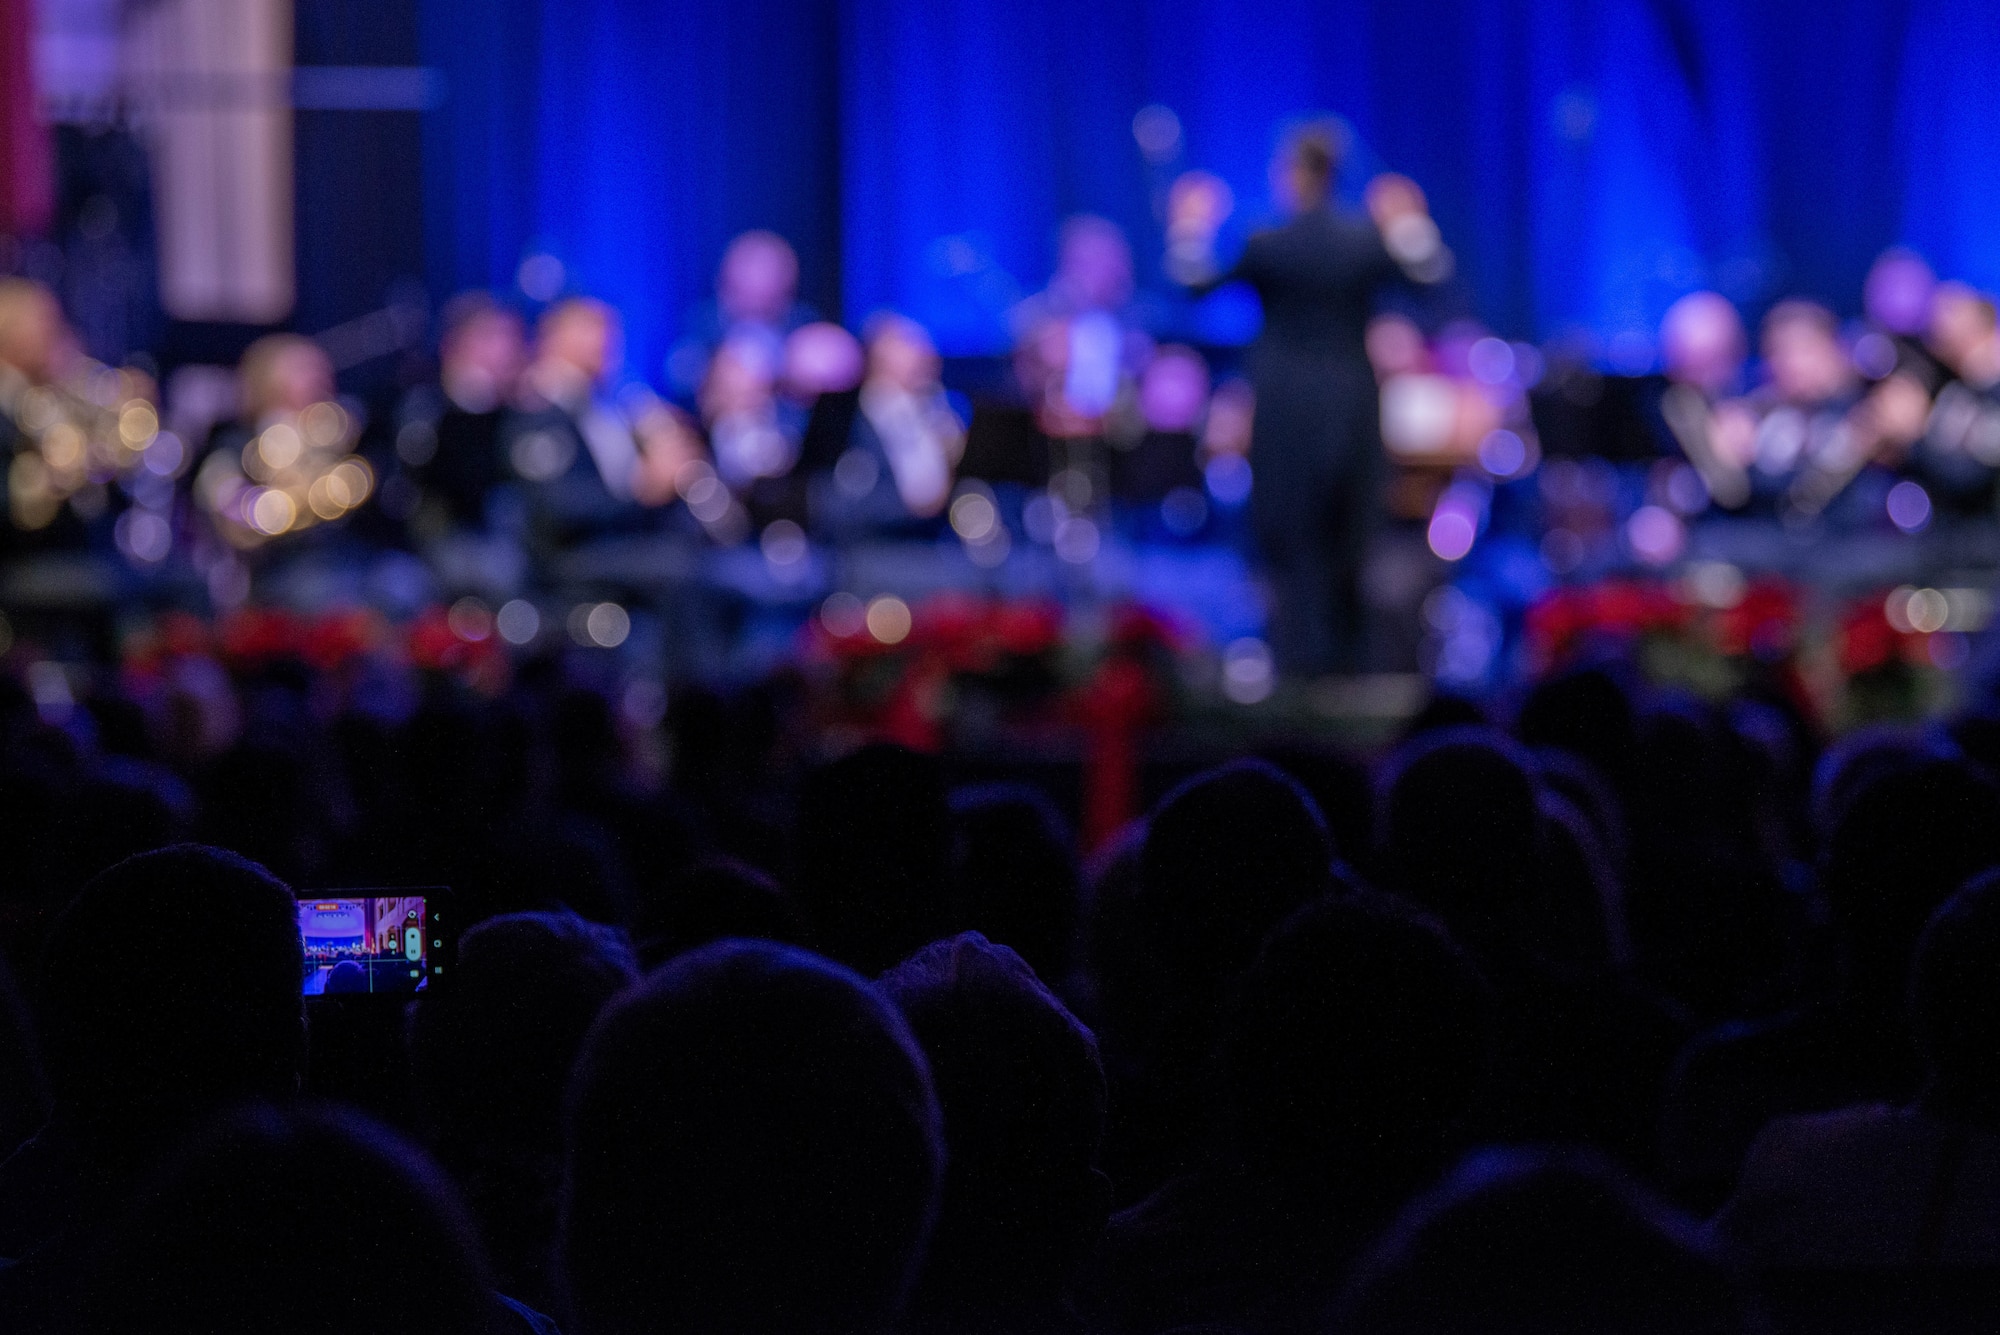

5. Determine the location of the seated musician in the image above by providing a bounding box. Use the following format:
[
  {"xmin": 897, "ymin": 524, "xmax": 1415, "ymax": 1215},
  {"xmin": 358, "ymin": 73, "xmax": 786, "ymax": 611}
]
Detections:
[
  {"xmin": 393, "ymin": 292, "xmax": 528, "ymax": 537},
  {"xmin": 501, "ymin": 298, "xmax": 697, "ymax": 554},
  {"xmin": 1905, "ymin": 283, "xmax": 2000, "ymax": 512},
  {"xmin": 0, "ymin": 279, "xmax": 164, "ymax": 558},
  {"xmin": 812, "ymin": 313, "xmax": 964, "ymax": 540}
]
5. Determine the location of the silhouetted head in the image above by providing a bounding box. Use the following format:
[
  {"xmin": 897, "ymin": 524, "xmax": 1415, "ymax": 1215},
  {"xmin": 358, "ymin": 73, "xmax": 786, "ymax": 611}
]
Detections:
[
  {"xmin": 1137, "ymin": 759, "xmax": 1333, "ymax": 989},
  {"xmin": 630, "ymin": 858, "xmax": 802, "ymax": 972},
  {"xmin": 949, "ymin": 784, "xmax": 1081, "ymax": 983},
  {"xmin": 1273, "ymin": 122, "xmax": 1341, "ymax": 215},
  {"xmin": 1822, "ymin": 755, "xmax": 2000, "ymax": 995},
  {"xmin": 411, "ymin": 912, "xmax": 637, "ymax": 1154},
  {"xmin": 879, "ymin": 933, "xmax": 1108, "ymax": 1327},
  {"xmin": 1094, "ymin": 761, "xmax": 1334, "ymax": 1185},
  {"xmin": 796, "ymin": 744, "xmax": 954, "ymax": 975},
  {"xmin": 80, "ymin": 1104, "xmax": 498, "ymax": 1335},
  {"xmin": 37, "ymin": 844, "xmax": 303, "ymax": 1141},
  {"xmin": 1336, "ymin": 1148, "xmax": 1748, "ymax": 1335},
  {"xmin": 1810, "ymin": 724, "xmax": 1936, "ymax": 836},
  {"xmin": 410, "ymin": 911, "xmax": 636, "ymax": 1304},
  {"xmin": 1222, "ymin": 893, "xmax": 1487, "ymax": 1198},
  {"xmin": 1912, "ymin": 869, "xmax": 2000, "ymax": 1122},
  {"xmin": 1378, "ymin": 728, "xmax": 1540, "ymax": 954},
  {"xmin": 1516, "ymin": 665, "xmax": 1637, "ymax": 792},
  {"xmin": 562, "ymin": 940, "xmax": 943, "ymax": 1335}
]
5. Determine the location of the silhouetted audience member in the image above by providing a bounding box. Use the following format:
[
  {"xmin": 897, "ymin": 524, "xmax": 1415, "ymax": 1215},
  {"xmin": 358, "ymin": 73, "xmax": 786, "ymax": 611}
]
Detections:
[
  {"xmin": 880, "ymin": 932, "xmax": 1109, "ymax": 1335},
  {"xmin": 1620, "ymin": 696, "xmax": 1801, "ymax": 1025},
  {"xmin": 0, "ymin": 845, "xmax": 304, "ymax": 1326},
  {"xmin": 561, "ymin": 939, "xmax": 943, "ymax": 1335},
  {"xmin": 1719, "ymin": 867, "xmax": 2000, "ymax": 1266},
  {"xmin": 77, "ymin": 1104, "xmax": 542, "ymax": 1335},
  {"xmin": 1378, "ymin": 728, "xmax": 1542, "ymax": 946},
  {"xmin": 630, "ymin": 857, "xmax": 802, "ymax": 971},
  {"xmin": 1515, "ymin": 663, "xmax": 1641, "ymax": 799},
  {"xmin": 1334, "ymin": 1148, "xmax": 1749, "ymax": 1335},
  {"xmin": 948, "ymin": 784, "xmax": 1082, "ymax": 986},
  {"xmin": 1086, "ymin": 892, "xmax": 1489, "ymax": 1335},
  {"xmin": 1380, "ymin": 728, "xmax": 1685, "ymax": 1162},
  {"xmin": 409, "ymin": 912, "xmax": 639, "ymax": 1308},
  {"xmin": 1096, "ymin": 760, "xmax": 1335, "ymax": 1197},
  {"xmin": 1665, "ymin": 754, "xmax": 2000, "ymax": 1208},
  {"xmin": 796, "ymin": 744, "xmax": 954, "ymax": 975}
]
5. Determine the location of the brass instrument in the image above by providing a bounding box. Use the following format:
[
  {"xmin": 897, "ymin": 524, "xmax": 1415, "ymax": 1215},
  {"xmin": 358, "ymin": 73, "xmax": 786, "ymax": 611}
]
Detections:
[
  {"xmin": 1, "ymin": 362, "xmax": 169, "ymax": 531},
  {"xmin": 194, "ymin": 400, "xmax": 375, "ymax": 548}
]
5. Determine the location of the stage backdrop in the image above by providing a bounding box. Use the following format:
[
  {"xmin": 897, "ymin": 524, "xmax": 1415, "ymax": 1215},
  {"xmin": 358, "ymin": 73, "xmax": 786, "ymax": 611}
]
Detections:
[{"xmin": 419, "ymin": 0, "xmax": 2000, "ymax": 377}]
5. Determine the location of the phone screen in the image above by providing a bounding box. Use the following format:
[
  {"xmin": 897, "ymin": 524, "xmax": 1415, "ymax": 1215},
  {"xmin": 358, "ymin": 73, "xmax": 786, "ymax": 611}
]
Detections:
[{"xmin": 299, "ymin": 895, "xmax": 428, "ymax": 996}]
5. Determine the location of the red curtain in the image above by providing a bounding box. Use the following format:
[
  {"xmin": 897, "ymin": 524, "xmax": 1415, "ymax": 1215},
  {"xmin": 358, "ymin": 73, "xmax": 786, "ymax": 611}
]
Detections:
[{"xmin": 0, "ymin": 0, "xmax": 54, "ymax": 238}]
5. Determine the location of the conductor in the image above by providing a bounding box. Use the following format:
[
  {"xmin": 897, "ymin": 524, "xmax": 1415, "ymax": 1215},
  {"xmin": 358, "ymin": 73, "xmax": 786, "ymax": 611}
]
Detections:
[{"xmin": 1170, "ymin": 123, "xmax": 1447, "ymax": 675}]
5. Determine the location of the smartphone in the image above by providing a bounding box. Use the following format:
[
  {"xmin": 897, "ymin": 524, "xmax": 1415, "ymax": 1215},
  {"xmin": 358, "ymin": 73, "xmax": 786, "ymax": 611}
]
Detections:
[{"xmin": 298, "ymin": 889, "xmax": 452, "ymax": 998}]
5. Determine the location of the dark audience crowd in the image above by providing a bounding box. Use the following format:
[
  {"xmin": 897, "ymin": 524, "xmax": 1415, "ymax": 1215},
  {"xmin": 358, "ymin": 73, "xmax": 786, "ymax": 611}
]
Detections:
[{"xmin": 5, "ymin": 645, "xmax": 2000, "ymax": 1332}]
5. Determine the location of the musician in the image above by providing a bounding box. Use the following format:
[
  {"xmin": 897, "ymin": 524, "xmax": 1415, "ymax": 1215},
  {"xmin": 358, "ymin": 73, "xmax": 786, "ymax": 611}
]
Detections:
[
  {"xmin": 1656, "ymin": 291, "xmax": 1756, "ymax": 510},
  {"xmin": 1012, "ymin": 215, "xmax": 1151, "ymax": 442},
  {"xmin": 1, "ymin": 278, "xmax": 165, "ymax": 557},
  {"xmin": 1863, "ymin": 248, "xmax": 1947, "ymax": 393},
  {"xmin": 194, "ymin": 334, "xmax": 379, "ymax": 551},
  {"xmin": 670, "ymin": 230, "xmax": 818, "ymax": 403},
  {"xmin": 1168, "ymin": 123, "xmax": 1446, "ymax": 674},
  {"xmin": 501, "ymin": 298, "xmax": 696, "ymax": 553},
  {"xmin": 393, "ymin": 292, "xmax": 527, "ymax": 535},
  {"xmin": 1736, "ymin": 300, "xmax": 1918, "ymax": 527},
  {"xmin": 813, "ymin": 312, "xmax": 965, "ymax": 539},
  {"xmin": 1907, "ymin": 283, "xmax": 2000, "ymax": 511},
  {"xmin": 0, "ymin": 279, "xmax": 78, "ymax": 544}
]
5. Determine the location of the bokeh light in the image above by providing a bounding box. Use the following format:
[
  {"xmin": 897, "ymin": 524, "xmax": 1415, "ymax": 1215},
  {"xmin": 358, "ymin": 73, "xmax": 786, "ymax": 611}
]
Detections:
[
  {"xmin": 1476, "ymin": 429, "xmax": 1527, "ymax": 477},
  {"xmin": 760, "ymin": 519, "xmax": 809, "ymax": 570},
  {"xmin": 1886, "ymin": 480, "xmax": 1933, "ymax": 534},
  {"xmin": 1221, "ymin": 637, "xmax": 1274, "ymax": 704},
  {"xmin": 1625, "ymin": 505, "xmax": 1685, "ymax": 566},
  {"xmin": 1054, "ymin": 516, "xmax": 1101, "ymax": 565},
  {"xmin": 949, "ymin": 489, "xmax": 998, "ymax": 543},
  {"xmin": 496, "ymin": 599, "xmax": 541, "ymax": 645},
  {"xmin": 866, "ymin": 595, "xmax": 912, "ymax": 644},
  {"xmin": 447, "ymin": 597, "xmax": 493, "ymax": 642},
  {"xmin": 1427, "ymin": 483, "xmax": 1487, "ymax": 562},
  {"xmin": 1467, "ymin": 336, "xmax": 1515, "ymax": 384},
  {"xmin": 820, "ymin": 591, "xmax": 867, "ymax": 638},
  {"xmin": 585, "ymin": 602, "xmax": 631, "ymax": 648}
]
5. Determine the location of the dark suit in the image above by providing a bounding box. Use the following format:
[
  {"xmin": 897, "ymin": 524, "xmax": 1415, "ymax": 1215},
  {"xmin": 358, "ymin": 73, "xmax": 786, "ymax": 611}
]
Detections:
[{"xmin": 1213, "ymin": 206, "xmax": 1398, "ymax": 674}]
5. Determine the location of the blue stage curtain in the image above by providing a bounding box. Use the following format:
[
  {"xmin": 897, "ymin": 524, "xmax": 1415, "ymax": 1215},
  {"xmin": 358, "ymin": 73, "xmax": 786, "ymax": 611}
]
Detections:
[
  {"xmin": 1898, "ymin": 0, "xmax": 2000, "ymax": 292},
  {"xmin": 420, "ymin": 0, "xmax": 2000, "ymax": 365},
  {"xmin": 419, "ymin": 0, "xmax": 840, "ymax": 386}
]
